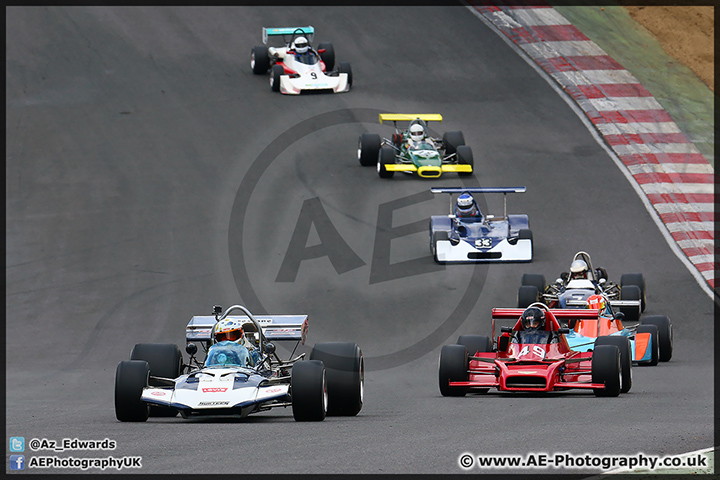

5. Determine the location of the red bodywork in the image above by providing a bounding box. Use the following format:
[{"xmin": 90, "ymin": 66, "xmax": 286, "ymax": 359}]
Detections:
[{"xmin": 450, "ymin": 308, "xmax": 608, "ymax": 393}]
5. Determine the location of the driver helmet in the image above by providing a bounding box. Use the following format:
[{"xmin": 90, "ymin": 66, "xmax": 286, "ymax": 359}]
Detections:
[
  {"xmin": 456, "ymin": 193, "xmax": 477, "ymax": 216},
  {"xmin": 569, "ymin": 259, "xmax": 589, "ymax": 279},
  {"xmin": 409, "ymin": 123, "xmax": 425, "ymax": 142},
  {"xmin": 586, "ymin": 294, "xmax": 607, "ymax": 312},
  {"xmin": 521, "ymin": 307, "xmax": 545, "ymax": 331},
  {"xmin": 293, "ymin": 36, "xmax": 309, "ymax": 54},
  {"xmin": 213, "ymin": 318, "xmax": 244, "ymax": 343}
]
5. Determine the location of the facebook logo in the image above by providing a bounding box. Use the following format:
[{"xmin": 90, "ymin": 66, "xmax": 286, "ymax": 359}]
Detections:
[
  {"xmin": 9, "ymin": 437, "xmax": 25, "ymax": 452},
  {"xmin": 9, "ymin": 455, "xmax": 25, "ymax": 470}
]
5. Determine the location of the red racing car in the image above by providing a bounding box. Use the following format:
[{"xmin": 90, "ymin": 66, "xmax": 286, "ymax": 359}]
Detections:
[{"xmin": 438, "ymin": 304, "xmax": 631, "ymax": 397}]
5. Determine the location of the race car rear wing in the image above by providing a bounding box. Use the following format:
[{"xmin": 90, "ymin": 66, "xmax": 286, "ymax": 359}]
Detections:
[
  {"xmin": 431, "ymin": 187, "xmax": 526, "ymax": 218},
  {"xmin": 262, "ymin": 26, "xmax": 314, "ymax": 45},
  {"xmin": 186, "ymin": 315, "xmax": 309, "ymax": 344},
  {"xmin": 490, "ymin": 308, "xmax": 599, "ymax": 340},
  {"xmin": 379, "ymin": 113, "xmax": 443, "ymax": 124}
]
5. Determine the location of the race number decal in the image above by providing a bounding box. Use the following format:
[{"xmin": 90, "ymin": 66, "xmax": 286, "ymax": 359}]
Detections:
[
  {"xmin": 310, "ymin": 72, "xmax": 317, "ymax": 79},
  {"xmin": 518, "ymin": 345, "xmax": 546, "ymax": 359},
  {"xmin": 475, "ymin": 238, "xmax": 492, "ymax": 248}
]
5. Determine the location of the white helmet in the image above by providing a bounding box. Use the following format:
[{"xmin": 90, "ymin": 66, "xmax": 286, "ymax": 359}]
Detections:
[
  {"xmin": 456, "ymin": 193, "xmax": 477, "ymax": 216},
  {"xmin": 409, "ymin": 123, "xmax": 425, "ymax": 141},
  {"xmin": 293, "ymin": 36, "xmax": 309, "ymax": 54},
  {"xmin": 570, "ymin": 260, "xmax": 589, "ymax": 279}
]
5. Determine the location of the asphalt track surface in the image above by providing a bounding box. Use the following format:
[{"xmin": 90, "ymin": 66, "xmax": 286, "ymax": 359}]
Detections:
[{"xmin": 5, "ymin": 5, "xmax": 714, "ymax": 476}]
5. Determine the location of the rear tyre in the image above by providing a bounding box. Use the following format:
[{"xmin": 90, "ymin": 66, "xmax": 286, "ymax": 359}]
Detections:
[
  {"xmin": 339, "ymin": 62, "xmax": 352, "ymax": 87},
  {"xmin": 521, "ymin": 273, "xmax": 545, "ymax": 292},
  {"xmin": 291, "ymin": 360, "xmax": 327, "ymax": 422},
  {"xmin": 517, "ymin": 285, "xmax": 539, "ymax": 308},
  {"xmin": 270, "ymin": 64, "xmax": 284, "ymax": 92},
  {"xmin": 130, "ymin": 343, "xmax": 182, "ymax": 417},
  {"xmin": 377, "ymin": 146, "xmax": 395, "ymax": 178},
  {"xmin": 636, "ymin": 324, "xmax": 660, "ymax": 366},
  {"xmin": 456, "ymin": 335, "xmax": 492, "ymax": 356},
  {"xmin": 317, "ymin": 42, "xmax": 335, "ymax": 71},
  {"xmin": 592, "ymin": 345, "xmax": 621, "ymax": 397},
  {"xmin": 115, "ymin": 360, "xmax": 150, "ymax": 422},
  {"xmin": 310, "ymin": 342, "xmax": 364, "ymax": 416},
  {"xmin": 594, "ymin": 336, "xmax": 632, "ymax": 393},
  {"xmin": 251, "ymin": 45, "xmax": 269, "ymax": 74},
  {"xmin": 621, "ymin": 273, "xmax": 646, "ymax": 312},
  {"xmin": 456, "ymin": 145, "xmax": 474, "ymax": 176},
  {"xmin": 358, "ymin": 133, "xmax": 380, "ymax": 166},
  {"xmin": 439, "ymin": 345, "xmax": 468, "ymax": 397},
  {"xmin": 456, "ymin": 335, "xmax": 491, "ymax": 394},
  {"xmin": 641, "ymin": 315, "xmax": 673, "ymax": 362},
  {"xmin": 618, "ymin": 285, "xmax": 641, "ymax": 322},
  {"xmin": 443, "ymin": 131, "xmax": 465, "ymax": 155}
]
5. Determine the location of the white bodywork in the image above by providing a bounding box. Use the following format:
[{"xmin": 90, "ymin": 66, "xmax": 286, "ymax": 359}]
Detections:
[
  {"xmin": 435, "ymin": 237, "xmax": 532, "ymax": 263},
  {"xmin": 141, "ymin": 366, "xmax": 289, "ymax": 417},
  {"xmin": 272, "ymin": 47, "xmax": 349, "ymax": 94}
]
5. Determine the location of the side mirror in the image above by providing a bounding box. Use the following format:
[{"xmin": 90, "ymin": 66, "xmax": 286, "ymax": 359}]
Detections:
[
  {"xmin": 186, "ymin": 343, "xmax": 198, "ymax": 356},
  {"xmin": 558, "ymin": 328, "xmax": 570, "ymax": 334},
  {"xmin": 263, "ymin": 342, "xmax": 276, "ymax": 355},
  {"xmin": 500, "ymin": 326, "xmax": 513, "ymax": 333},
  {"xmin": 599, "ymin": 278, "xmax": 606, "ymax": 284},
  {"xmin": 614, "ymin": 312, "xmax": 625, "ymax": 321},
  {"xmin": 212, "ymin": 305, "xmax": 222, "ymax": 315}
]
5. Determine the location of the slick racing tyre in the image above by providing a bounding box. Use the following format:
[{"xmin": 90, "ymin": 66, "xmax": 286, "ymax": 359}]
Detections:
[
  {"xmin": 641, "ymin": 315, "xmax": 672, "ymax": 362},
  {"xmin": 130, "ymin": 343, "xmax": 182, "ymax": 417},
  {"xmin": 442, "ymin": 131, "xmax": 465, "ymax": 155},
  {"xmin": 251, "ymin": 45, "xmax": 269, "ymax": 74},
  {"xmin": 521, "ymin": 273, "xmax": 546, "ymax": 293},
  {"xmin": 358, "ymin": 133, "xmax": 381, "ymax": 166},
  {"xmin": 377, "ymin": 146, "xmax": 395, "ymax": 178},
  {"xmin": 620, "ymin": 273, "xmax": 646, "ymax": 312},
  {"xmin": 291, "ymin": 360, "xmax": 327, "ymax": 422},
  {"xmin": 456, "ymin": 335, "xmax": 492, "ymax": 357},
  {"xmin": 636, "ymin": 324, "xmax": 660, "ymax": 366},
  {"xmin": 339, "ymin": 62, "xmax": 352, "ymax": 87},
  {"xmin": 115, "ymin": 360, "xmax": 150, "ymax": 422},
  {"xmin": 439, "ymin": 344, "xmax": 468, "ymax": 397},
  {"xmin": 270, "ymin": 64, "xmax": 284, "ymax": 92},
  {"xmin": 317, "ymin": 42, "xmax": 335, "ymax": 71},
  {"xmin": 591, "ymin": 345, "xmax": 621, "ymax": 397},
  {"xmin": 310, "ymin": 342, "xmax": 364, "ymax": 416},
  {"xmin": 594, "ymin": 336, "xmax": 632, "ymax": 393},
  {"xmin": 517, "ymin": 285, "xmax": 539, "ymax": 308},
  {"xmin": 618, "ymin": 285, "xmax": 641, "ymax": 322}
]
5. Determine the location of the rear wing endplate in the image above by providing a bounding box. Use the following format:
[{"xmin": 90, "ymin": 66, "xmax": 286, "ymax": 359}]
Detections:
[{"xmin": 186, "ymin": 315, "xmax": 309, "ymax": 344}]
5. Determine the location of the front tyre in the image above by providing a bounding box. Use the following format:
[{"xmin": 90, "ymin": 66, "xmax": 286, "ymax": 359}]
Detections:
[
  {"xmin": 517, "ymin": 285, "xmax": 539, "ymax": 308},
  {"xmin": 251, "ymin": 45, "xmax": 269, "ymax": 74},
  {"xmin": 310, "ymin": 342, "xmax": 364, "ymax": 416},
  {"xmin": 594, "ymin": 336, "xmax": 632, "ymax": 393},
  {"xmin": 443, "ymin": 131, "xmax": 465, "ymax": 155},
  {"xmin": 270, "ymin": 64, "xmax": 284, "ymax": 92},
  {"xmin": 377, "ymin": 146, "xmax": 395, "ymax": 178},
  {"xmin": 592, "ymin": 345, "xmax": 621, "ymax": 397},
  {"xmin": 339, "ymin": 62, "xmax": 352, "ymax": 87},
  {"xmin": 129, "ymin": 343, "xmax": 182, "ymax": 417},
  {"xmin": 358, "ymin": 133, "xmax": 381, "ymax": 166},
  {"xmin": 291, "ymin": 360, "xmax": 327, "ymax": 421},
  {"xmin": 115, "ymin": 360, "xmax": 150, "ymax": 422},
  {"xmin": 439, "ymin": 345, "xmax": 468, "ymax": 397},
  {"xmin": 641, "ymin": 315, "xmax": 673, "ymax": 362}
]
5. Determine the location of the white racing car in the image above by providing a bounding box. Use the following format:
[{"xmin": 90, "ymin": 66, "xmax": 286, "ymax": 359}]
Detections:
[
  {"xmin": 251, "ymin": 26, "xmax": 352, "ymax": 94},
  {"xmin": 114, "ymin": 304, "xmax": 364, "ymax": 422}
]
